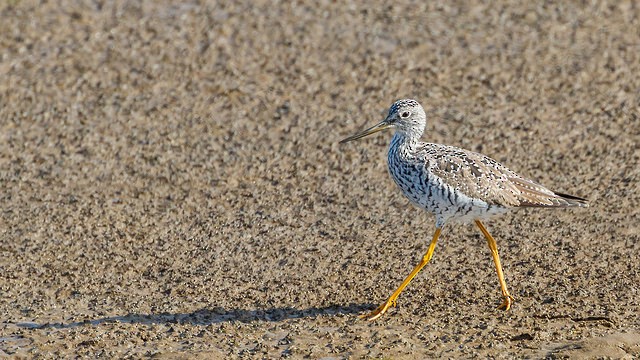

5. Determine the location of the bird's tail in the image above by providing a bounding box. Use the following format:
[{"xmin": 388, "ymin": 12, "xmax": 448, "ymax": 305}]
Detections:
[
  {"xmin": 553, "ymin": 192, "xmax": 589, "ymax": 207},
  {"xmin": 508, "ymin": 177, "xmax": 589, "ymax": 208}
]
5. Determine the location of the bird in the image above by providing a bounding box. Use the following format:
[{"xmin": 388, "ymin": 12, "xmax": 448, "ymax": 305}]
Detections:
[{"xmin": 339, "ymin": 99, "xmax": 588, "ymax": 321}]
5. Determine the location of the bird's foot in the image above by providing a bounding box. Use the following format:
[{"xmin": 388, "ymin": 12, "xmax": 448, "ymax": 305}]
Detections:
[
  {"xmin": 360, "ymin": 299, "xmax": 397, "ymax": 321},
  {"xmin": 497, "ymin": 294, "xmax": 514, "ymax": 311}
]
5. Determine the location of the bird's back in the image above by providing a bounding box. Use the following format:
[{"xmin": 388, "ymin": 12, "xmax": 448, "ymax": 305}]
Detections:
[{"xmin": 387, "ymin": 138, "xmax": 587, "ymax": 224}]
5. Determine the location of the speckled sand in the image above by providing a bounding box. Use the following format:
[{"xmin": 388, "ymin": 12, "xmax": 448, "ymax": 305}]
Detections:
[{"xmin": 1, "ymin": 1, "xmax": 639, "ymax": 358}]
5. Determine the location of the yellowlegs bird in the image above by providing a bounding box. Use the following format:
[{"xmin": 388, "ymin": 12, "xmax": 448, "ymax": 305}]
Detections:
[{"xmin": 340, "ymin": 99, "xmax": 588, "ymax": 321}]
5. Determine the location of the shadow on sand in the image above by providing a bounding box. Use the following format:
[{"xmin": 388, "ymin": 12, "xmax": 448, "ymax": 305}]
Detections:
[{"xmin": 13, "ymin": 303, "xmax": 374, "ymax": 330}]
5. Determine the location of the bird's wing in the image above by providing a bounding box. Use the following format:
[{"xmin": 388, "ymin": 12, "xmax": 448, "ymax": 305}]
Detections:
[{"xmin": 419, "ymin": 144, "xmax": 584, "ymax": 208}]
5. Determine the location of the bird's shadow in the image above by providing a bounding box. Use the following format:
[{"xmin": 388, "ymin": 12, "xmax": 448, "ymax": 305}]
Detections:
[{"xmin": 13, "ymin": 303, "xmax": 374, "ymax": 330}]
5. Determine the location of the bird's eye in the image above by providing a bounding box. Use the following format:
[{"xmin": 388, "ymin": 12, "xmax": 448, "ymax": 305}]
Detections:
[{"xmin": 401, "ymin": 111, "xmax": 411, "ymax": 118}]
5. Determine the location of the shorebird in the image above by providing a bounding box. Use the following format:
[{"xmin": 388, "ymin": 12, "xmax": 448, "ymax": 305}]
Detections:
[{"xmin": 340, "ymin": 99, "xmax": 588, "ymax": 321}]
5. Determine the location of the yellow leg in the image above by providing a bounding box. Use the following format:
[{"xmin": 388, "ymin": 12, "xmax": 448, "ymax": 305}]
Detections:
[
  {"xmin": 361, "ymin": 227, "xmax": 442, "ymax": 321},
  {"xmin": 475, "ymin": 220, "xmax": 514, "ymax": 310}
]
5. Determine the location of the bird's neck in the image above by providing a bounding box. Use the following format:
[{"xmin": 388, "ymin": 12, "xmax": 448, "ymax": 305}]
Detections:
[{"xmin": 389, "ymin": 132, "xmax": 418, "ymax": 157}]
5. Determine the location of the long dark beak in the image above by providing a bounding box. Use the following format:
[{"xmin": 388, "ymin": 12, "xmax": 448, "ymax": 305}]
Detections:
[{"xmin": 339, "ymin": 120, "xmax": 393, "ymax": 143}]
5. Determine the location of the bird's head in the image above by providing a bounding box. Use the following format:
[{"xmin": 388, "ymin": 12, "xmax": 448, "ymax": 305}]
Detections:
[{"xmin": 340, "ymin": 99, "xmax": 426, "ymax": 143}]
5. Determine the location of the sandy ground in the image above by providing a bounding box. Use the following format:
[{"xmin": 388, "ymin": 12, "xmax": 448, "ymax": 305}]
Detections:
[{"xmin": 1, "ymin": 1, "xmax": 639, "ymax": 358}]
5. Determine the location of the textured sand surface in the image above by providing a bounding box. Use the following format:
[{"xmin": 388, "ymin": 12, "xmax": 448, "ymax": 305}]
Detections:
[{"xmin": 1, "ymin": 1, "xmax": 639, "ymax": 358}]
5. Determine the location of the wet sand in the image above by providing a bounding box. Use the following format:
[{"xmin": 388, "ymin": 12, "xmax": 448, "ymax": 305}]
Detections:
[{"xmin": 1, "ymin": 1, "xmax": 639, "ymax": 358}]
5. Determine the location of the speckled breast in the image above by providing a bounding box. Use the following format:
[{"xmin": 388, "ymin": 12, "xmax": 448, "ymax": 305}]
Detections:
[{"xmin": 386, "ymin": 139, "xmax": 504, "ymax": 223}]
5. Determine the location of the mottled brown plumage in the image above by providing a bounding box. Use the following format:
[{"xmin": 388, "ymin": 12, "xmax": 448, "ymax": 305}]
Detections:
[{"xmin": 422, "ymin": 143, "xmax": 588, "ymax": 208}]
